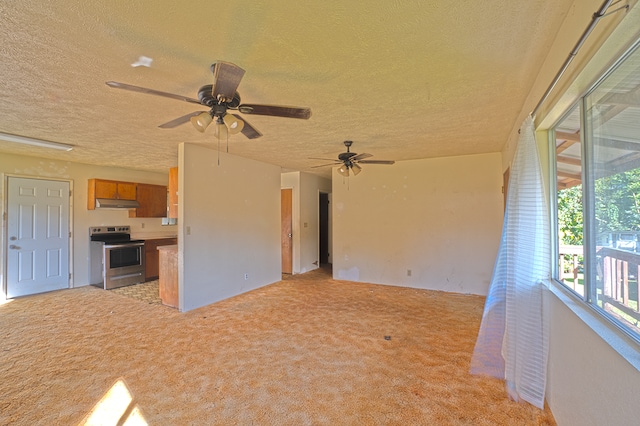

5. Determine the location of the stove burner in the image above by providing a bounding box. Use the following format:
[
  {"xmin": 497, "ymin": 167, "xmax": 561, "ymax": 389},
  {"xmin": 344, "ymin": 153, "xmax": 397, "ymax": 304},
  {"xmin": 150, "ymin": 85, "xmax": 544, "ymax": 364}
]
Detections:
[{"xmin": 89, "ymin": 225, "xmax": 137, "ymax": 243}]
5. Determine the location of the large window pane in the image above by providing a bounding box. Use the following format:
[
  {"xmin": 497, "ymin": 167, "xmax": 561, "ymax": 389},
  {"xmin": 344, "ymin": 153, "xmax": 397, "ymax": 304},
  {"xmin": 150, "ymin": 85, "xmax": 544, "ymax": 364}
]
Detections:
[
  {"xmin": 586, "ymin": 44, "xmax": 640, "ymax": 338},
  {"xmin": 555, "ymin": 106, "xmax": 584, "ymax": 297}
]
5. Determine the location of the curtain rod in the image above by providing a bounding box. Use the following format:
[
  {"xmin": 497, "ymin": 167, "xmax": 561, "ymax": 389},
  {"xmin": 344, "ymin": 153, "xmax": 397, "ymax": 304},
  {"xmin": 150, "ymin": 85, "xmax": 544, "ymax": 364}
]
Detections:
[{"xmin": 531, "ymin": 0, "xmax": 628, "ymax": 116}]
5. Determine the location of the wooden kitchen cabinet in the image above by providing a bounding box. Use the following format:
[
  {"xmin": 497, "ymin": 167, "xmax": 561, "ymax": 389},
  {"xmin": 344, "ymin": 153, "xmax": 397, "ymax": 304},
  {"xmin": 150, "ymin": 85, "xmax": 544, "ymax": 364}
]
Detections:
[
  {"xmin": 144, "ymin": 237, "xmax": 178, "ymax": 281},
  {"xmin": 168, "ymin": 167, "xmax": 178, "ymax": 219},
  {"xmin": 129, "ymin": 183, "xmax": 168, "ymax": 218},
  {"xmin": 87, "ymin": 179, "xmax": 137, "ymax": 209},
  {"xmin": 158, "ymin": 244, "xmax": 179, "ymax": 309}
]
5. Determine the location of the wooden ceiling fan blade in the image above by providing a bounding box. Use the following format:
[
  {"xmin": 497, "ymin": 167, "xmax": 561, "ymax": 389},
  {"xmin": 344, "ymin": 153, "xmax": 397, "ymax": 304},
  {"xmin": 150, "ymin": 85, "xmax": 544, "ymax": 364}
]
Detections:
[
  {"xmin": 238, "ymin": 104, "xmax": 311, "ymax": 119},
  {"xmin": 230, "ymin": 114, "xmax": 262, "ymax": 139},
  {"xmin": 311, "ymin": 163, "xmax": 339, "ymax": 168},
  {"xmin": 158, "ymin": 111, "xmax": 205, "ymax": 128},
  {"xmin": 105, "ymin": 81, "xmax": 201, "ymax": 105},
  {"xmin": 211, "ymin": 62, "xmax": 245, "ymax": 102},
  {"xmin": 350, "ymin": 153, "xmax": 373, "ymax": 161},
  {"xmin": 358, "ymin": 160, "xmax": 396, "ymax": 165},
  {"xmin": 309, "ymin": 157, "xmax": 340, "ymax": 161}
]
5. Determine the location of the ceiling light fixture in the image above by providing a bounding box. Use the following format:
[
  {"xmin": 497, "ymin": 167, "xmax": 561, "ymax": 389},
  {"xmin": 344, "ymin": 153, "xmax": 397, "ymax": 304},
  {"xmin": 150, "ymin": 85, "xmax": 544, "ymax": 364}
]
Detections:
[
  {"xmin": 190, "ymin": 112, "xmax": 213, "ymax": 133},
  {"xmin": 0, "ymin": 132, "xmax": 74, "ymax": 151},
  {"xmin": 351, "ymin": 162, "xmax": 362, "ymax": 176},
  {"xmin": 338, "ymin": 164, "xmax": 350, "ymax": 177},
  {"xmin": 215, "ymin": 119, "xmax": 228, "ymax": 139},
  {"xmin": 131, "ymin": 56, "xmax": 153, "ymax": 68},
  {"xmin": 223, "ymin": 114, "xmax": 244, "ymax": 134}
]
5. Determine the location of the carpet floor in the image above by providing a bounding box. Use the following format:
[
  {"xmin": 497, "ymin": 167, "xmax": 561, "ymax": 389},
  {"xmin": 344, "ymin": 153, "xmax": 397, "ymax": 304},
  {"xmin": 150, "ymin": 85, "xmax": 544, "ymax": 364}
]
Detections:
[{"xmin": 0, "ymin": 268, "xmax": 555, "ymax": 425}]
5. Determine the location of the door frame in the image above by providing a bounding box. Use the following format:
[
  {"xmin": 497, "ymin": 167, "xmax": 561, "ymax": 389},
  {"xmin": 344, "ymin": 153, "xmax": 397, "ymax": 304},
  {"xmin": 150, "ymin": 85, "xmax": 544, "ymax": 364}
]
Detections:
[{"xmin": 2, "ymin": 173, "xmax": 74, "ymax": 300}]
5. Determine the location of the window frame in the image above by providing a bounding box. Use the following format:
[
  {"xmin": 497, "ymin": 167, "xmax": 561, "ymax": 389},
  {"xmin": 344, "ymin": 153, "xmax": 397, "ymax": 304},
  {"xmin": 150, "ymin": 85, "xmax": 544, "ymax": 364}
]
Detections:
[{"xmin": 550, "ymin": 37, "xmax": 640, "ymax": 348}]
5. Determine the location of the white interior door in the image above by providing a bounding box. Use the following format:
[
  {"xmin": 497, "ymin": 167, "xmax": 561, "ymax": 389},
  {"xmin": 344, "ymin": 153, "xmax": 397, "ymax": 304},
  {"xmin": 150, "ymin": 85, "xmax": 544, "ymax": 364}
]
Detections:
[{"xmin": 7, "ymin": 177, "xmax": 70, "ymax": 298}]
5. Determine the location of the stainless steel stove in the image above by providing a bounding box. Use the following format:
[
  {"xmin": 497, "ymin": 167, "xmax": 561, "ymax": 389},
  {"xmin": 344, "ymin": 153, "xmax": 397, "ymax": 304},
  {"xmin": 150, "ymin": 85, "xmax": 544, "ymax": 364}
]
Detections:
[{"xmin": 89, "ymin": 226, "xmax": 146, "ymax": 289}]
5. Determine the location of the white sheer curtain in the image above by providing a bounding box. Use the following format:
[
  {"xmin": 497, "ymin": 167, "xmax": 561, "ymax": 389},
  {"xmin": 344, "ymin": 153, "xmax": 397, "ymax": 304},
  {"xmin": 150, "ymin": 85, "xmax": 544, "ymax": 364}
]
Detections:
[{"xmin": 470, "ymin": 115, "xmax": 551, "ymax": 409}]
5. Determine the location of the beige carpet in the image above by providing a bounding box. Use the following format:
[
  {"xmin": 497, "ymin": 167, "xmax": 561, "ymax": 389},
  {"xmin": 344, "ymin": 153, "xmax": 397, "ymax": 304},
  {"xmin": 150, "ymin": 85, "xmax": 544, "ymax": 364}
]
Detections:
[{"xmin": 0, "ymin": 268, "xmax": 555, "ymax": 425}]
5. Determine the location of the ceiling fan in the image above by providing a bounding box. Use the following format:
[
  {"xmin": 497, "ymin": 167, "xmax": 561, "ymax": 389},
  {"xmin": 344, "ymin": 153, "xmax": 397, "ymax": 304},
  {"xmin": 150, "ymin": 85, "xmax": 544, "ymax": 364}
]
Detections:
[
  {"xmin": 311, "ymin": 141, "xmax": 395, "ymax": 177},
  {"xmin": 106, "ymin": 61, "xmax": 311, "ymax": 139}
]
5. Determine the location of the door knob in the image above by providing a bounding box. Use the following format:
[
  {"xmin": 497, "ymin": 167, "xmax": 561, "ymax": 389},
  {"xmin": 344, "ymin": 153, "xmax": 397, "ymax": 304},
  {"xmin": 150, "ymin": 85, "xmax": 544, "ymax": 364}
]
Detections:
[
  {"xmin": 10, "ymin": 236, "xmax": 17, "ymax": 241},
  {"xmin": 9, "ymin": 245, "xmax": 20, "ymax": 249}
]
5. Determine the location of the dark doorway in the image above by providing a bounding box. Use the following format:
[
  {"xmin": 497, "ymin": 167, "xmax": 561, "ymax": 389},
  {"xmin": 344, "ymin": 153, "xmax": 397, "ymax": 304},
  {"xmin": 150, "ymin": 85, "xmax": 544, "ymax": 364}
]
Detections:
[{"xmin": 319, "ymin": 192, "xmax": 329, "ymax": 266}]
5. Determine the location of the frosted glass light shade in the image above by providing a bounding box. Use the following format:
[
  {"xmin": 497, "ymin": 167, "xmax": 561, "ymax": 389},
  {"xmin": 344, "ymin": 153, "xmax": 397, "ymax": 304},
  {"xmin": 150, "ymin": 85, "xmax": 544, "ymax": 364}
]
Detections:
[
  {"xmin": 190, "ymin": 112, "xmax": 213, "ymax": 133},
  {"xmin": 216, "ymin": 122, "xmax": 228, "ymax": 139},
  {"xmin": 223, "ymin": 114, "xmax": 244, "ymax": 134}
]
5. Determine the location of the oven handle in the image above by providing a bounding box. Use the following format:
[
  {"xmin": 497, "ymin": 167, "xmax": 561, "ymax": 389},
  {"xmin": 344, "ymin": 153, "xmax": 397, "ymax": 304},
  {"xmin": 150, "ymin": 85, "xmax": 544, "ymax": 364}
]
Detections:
[{"xmin": 103, "ymin": 242, "xmax": 145, "ymax": 249}]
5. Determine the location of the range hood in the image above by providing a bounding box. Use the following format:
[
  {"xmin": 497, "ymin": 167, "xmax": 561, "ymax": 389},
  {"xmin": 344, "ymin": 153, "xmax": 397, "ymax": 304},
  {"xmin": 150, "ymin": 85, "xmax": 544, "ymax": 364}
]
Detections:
[{"xmin": 95, "ymin": 198, "xmax": 140, "ymax": 209}]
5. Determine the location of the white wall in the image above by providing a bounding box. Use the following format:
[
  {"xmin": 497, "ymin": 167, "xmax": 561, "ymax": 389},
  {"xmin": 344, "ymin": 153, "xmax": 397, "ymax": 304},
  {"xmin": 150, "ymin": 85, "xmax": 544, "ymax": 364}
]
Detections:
[
  {"xmin": 280, "ymin": 171, "xmax": 331, "ymax": 274},
  {"xmin": 179, "ymin": 143, "xmax": 281, "ymax": 312},
  {"xmin": 546, "ymin": 290, "xmax": 640, "ymax": 426},
  {"xmin": 332, "ymin": 153, "xmax": 503, "ymax": 295},
  {"xmin": 0, "ymin": 152, "xmax": 172, "ymax": 296}
]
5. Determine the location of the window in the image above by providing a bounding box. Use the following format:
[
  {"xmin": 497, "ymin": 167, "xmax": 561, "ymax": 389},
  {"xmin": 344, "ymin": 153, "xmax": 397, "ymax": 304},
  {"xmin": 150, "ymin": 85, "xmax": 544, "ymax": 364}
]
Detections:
[{"xmin": 553, "ymin": 40, "xmax": 640, "ymax": 341}]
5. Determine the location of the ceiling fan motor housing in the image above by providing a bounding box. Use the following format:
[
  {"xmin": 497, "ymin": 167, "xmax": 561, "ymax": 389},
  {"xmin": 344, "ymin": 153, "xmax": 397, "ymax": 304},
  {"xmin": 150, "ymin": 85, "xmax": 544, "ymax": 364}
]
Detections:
[
  {"xmin": 338, "ymin": 152, "xmax": 357, "ymax": 161},
  {"xmin": 197, "ymin": 85, "xmax": 241, "ymax": 117}
]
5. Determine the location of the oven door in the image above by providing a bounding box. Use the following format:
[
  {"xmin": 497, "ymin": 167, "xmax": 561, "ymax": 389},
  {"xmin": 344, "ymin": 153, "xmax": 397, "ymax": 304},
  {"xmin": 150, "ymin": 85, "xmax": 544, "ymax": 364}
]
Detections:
[{"xmin": 103, "ymin": 242, "xmax": 145, "ymax": 289}]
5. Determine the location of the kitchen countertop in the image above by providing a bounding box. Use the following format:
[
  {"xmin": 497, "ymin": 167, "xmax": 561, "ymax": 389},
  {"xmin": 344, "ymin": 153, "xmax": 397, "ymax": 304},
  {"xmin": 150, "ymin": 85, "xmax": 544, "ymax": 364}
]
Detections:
[{"xmin": 131, "ymin": 234, "xmax": 178, "ymax": 240}]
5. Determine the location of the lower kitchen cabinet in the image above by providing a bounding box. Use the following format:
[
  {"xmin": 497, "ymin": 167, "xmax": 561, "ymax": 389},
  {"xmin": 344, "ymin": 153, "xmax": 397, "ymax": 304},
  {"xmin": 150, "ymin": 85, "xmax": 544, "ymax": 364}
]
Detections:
[
  {"xmin": 144, "ymin": 238, "xmax": 177, "ymax": 281},
  {"xmin": 158, "ymin": 244, "xmax": 179, "ymax": 309}
]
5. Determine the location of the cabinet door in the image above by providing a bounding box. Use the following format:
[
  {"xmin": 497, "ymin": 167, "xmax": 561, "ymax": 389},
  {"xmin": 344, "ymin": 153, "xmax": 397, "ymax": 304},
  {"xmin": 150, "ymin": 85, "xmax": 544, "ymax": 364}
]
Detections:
[
  {"xmin": 94, "ymin": 180, "xmax": 118, "ymax": 199},
  {"xmin": 130, "ymin": 183, "xmax": 167, "ymax": 217},
  {"xmin": 145, "ymin": 240, "xmax": 160, "ymax": 281},
  {"xmin": 144, "ymin": 238, "xmax": 177, "ymax": 281},
  {"xmin": 116, "ymin": 182, "xmax": 137, "ymax": 200},
  {"xmin": 168, "ymin": 167, "xmax": 178, "ymax": 219}
]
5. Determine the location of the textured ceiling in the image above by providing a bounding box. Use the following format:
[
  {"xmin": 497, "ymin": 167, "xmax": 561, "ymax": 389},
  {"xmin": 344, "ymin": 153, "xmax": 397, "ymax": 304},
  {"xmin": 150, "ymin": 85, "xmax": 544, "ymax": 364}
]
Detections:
[{"xmin": 0, "ymin": 0, "xmax": 576, "ymax": 178}]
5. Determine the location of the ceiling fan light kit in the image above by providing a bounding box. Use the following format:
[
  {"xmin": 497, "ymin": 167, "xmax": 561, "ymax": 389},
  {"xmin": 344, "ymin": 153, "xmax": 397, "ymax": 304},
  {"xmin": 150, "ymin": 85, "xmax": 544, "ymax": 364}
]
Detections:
[{"xmin": 106, "ymin": 61, "xmax": 311, "ymax": 140}]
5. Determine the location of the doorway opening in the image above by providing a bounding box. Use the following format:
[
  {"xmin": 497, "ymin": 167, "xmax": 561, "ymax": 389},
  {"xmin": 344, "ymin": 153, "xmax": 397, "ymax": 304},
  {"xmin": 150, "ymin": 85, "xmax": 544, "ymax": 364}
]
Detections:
[{"xmin": 319, "ymin": 192, "xmax": 330, "ymax": 268}]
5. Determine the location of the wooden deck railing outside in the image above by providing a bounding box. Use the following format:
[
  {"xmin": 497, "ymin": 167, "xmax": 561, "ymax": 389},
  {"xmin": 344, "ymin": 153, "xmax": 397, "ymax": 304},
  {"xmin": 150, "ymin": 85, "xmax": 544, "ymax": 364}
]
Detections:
[
  {"xmin": 597, "ymin": 247, "xmax": 640, "ymax": 323},
  {"xmin": 559, "ymin": 245, "xmax": 583, "ymax": 295},
  {"xmin": 559, "ymin": 245, "xmax": 640, "ymax": 323}
]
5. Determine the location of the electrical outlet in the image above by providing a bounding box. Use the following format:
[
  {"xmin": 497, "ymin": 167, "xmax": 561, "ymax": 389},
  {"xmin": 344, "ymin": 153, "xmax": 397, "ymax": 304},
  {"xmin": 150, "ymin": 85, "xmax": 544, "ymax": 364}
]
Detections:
[
  {"xmin": 407, "ymin": 269, "xmax": 412, "ymax": 277},
  {"xmin": 244, "ymin": 273, "xmax": 248, "ymax": 280},
  {"xmin": 186, "ymin": 226, "xmax": 191, "ymax": 235},
  {"xmin": 141, "ymin": 222, "xmax": 145, "ymax": 229}
]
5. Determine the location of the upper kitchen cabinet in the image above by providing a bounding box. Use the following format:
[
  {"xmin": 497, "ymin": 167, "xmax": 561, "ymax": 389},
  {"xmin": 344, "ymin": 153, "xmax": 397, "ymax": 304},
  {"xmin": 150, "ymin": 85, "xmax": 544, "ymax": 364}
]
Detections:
[
  {"xmin": 87, "ymin": 179, "xmax": 137, "ymax": 209},
  {"xmin": 129, "ymin": 183, "xmax": 168, "ymax": 218},
  {"xmin": 168, "ymin": 167, "xmax": 178, "ymax": 219}
]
